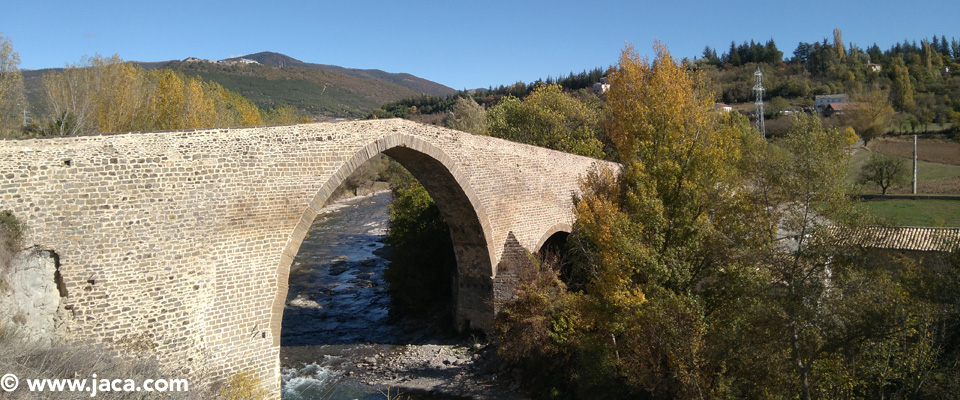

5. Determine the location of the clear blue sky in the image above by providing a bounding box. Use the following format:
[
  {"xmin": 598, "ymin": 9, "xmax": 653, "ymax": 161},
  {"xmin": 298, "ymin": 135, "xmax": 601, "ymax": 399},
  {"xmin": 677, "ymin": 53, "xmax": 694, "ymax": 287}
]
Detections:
[{"xmin": 3, "ymin": 0, "xmax": 958, "ymax": 90}]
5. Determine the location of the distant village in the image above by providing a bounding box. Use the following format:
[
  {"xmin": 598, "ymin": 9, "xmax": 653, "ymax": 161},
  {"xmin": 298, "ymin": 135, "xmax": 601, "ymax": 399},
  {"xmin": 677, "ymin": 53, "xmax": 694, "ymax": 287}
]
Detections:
[{"xmin": 182, "ymin": 57, "xmax": 260, "ymax": 66}]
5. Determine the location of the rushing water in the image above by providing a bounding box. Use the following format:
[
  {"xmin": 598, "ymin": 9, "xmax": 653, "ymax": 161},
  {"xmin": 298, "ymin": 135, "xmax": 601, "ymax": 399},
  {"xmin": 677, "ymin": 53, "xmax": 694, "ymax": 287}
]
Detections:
[{"xmin": 280, "ymin": 191, "xmax": 442, "ymax": 399}]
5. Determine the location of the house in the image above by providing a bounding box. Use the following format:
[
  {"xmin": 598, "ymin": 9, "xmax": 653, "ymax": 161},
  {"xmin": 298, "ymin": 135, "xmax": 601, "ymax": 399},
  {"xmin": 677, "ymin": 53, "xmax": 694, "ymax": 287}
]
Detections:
[
  {"xmin": 592, "ymin": 82, "xmax": 610, "ymax": 94},
  {"xmin": 824, "ymin": 102, "xmax": 861, "ymax": 117},
  {"xmin": 815, "ymin": 94, "xmax": 847, "ymax": 112},
  {"xmin": 592, "ymin": 77, "xmax": 610, "ymax": 94},
  {"xmin": 866, "ymin": 62, "xmax": 882, "ymax": 73},
  {"xmin": 714, "ymin": 103, "xmax": 733, "ymax": 112}
]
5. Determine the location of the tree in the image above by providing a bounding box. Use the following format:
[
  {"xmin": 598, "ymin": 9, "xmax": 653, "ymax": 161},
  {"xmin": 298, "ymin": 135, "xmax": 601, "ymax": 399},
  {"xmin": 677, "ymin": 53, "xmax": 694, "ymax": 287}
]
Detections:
[
  {"xmin": 843, "ymin": 126, "xmax": 859, "ymax": 150},
  {"xmin": 150, "ymin": 69, "xmax": 186, "ymax": 130},
  {"xmin": 487, "ymin": 84, "xmax": 604, "ymax": 158},
  {"xmin": 567, "ymin": 42, "xmax": 751, "ymax": 398},
  {"xmin": 727, "ymin": 40, "xmax": 742, "ymax": 66},
  {"xmin": 858, "ymin": 152, "xmax": 908, "ymax": 194},
  {"xmin": 444, "ymin": 96, "xmax": 488, "ymax": 135},
  {"xmin": 891, "ymin": 57, "xmax": 915, "ymax": 111},
  {"xmin": 42, "ymin": 57, "xmax": 98, "ymax": 135},
  {"xmin": 793, "ymin": 42, "xmax": 813, "ymax": 66},
  {"xmin": 833, "ymin": 28, "xmax": 846, "ymax": 62},
  {"xmin": 847, "ymin": 90, "xmax": 895, "ymax": 144},
  {"xmin": 764, "ymin": 38, "xmax": 784, "ymax": 63},
  {"xmin": 752, "ymin": 114, "xmax": 865, "ymax": 399},
  {"xmin": 0, "ymin": 34, "xmax": 26, "ymax": 137},
  {"xmin": 42, "ymin": 55, "xmax": 265, "ymax": 135},
  {"xmin": 701, "ymin": 45, "xmax": 721, "ymax": 66}
]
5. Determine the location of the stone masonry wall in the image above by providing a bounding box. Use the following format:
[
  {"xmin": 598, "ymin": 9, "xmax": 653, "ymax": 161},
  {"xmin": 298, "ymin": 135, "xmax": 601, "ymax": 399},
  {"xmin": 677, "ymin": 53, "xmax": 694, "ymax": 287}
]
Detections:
[{"xmin": 0, "ymin": 119, "xmax": 610, "ymax": 395}]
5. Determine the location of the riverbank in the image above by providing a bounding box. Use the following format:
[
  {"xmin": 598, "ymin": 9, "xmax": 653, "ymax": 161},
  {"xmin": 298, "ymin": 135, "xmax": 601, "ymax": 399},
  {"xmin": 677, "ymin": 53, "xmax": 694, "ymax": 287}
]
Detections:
[{"xmin": 282, "ymin": 341, "xmax": 523, "ymax": 400}]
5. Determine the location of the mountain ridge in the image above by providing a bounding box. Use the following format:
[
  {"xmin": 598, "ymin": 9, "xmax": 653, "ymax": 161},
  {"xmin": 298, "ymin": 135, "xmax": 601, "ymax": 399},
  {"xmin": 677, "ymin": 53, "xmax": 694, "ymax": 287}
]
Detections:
[{"xmin": 222, "ymin": 51, "xmax": 455, "ymax": 96}]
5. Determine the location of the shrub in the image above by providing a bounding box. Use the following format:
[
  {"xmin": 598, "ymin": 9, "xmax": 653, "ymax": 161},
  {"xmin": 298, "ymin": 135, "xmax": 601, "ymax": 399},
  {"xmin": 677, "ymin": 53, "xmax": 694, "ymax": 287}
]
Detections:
[{"xmin": 1, "ymin": 211, "xmax": 24, "ymax": 279}]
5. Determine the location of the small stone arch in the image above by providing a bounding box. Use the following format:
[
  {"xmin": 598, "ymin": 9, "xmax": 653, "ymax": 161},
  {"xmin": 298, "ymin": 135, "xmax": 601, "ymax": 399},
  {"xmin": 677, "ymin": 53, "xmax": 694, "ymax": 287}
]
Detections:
[
  {"xmin": 535, "ymin": 223, "xmax": 573, "ymax": 255},
  {"xmin": 269, "ymin": 133, "xmax": 497, "ymax": 344}
]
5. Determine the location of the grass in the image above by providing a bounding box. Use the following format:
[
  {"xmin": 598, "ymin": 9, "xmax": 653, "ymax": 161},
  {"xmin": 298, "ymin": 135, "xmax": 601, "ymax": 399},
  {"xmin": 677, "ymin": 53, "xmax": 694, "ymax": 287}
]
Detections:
[{"xmin": 857, "ymin": 199, "xmax": 960, "ymax": 227}]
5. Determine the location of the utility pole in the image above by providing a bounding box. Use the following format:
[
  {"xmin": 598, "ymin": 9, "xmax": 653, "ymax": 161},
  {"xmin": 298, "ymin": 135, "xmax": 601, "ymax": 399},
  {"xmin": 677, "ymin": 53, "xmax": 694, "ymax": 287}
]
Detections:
[
  {"xmin": 913, "ymin": 134, "xmax": 918, "ymax": 194},
  {"xmin": 753, "ymin": 67, "xmax": 766, "ymax": 139}
]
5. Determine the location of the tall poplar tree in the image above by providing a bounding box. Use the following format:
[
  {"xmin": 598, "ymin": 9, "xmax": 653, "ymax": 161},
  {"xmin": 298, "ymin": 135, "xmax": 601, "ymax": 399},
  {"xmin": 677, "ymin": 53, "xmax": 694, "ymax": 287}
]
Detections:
[{"xmin": 0, "ymin": 34, "xmax": 26, "ymax": 137}]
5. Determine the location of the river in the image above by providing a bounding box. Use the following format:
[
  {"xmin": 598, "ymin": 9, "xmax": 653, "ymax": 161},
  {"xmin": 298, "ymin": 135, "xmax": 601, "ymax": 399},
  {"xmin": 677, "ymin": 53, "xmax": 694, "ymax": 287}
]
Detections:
[{"xmin": 278, "ymin": 191, "xmax": 522, "ymax": 400}]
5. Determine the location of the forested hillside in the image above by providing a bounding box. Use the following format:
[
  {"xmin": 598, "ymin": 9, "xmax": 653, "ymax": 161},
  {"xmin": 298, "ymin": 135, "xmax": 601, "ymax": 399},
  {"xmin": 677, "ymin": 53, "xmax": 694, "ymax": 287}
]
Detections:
[
  {"xmin": 377, "ymin": 29, "xmax": 960, "ymax": 139},
  {"xmin": 169, "ymin": 60, "xmax": 425, "ymax": 119}
]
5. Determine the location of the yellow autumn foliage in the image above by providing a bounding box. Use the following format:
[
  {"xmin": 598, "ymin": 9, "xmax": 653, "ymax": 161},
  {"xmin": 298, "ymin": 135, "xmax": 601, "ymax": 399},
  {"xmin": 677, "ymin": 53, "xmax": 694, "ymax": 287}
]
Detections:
[{"xmin": 42, "ymin": 55, "xmax": 265, "ymax": 135}]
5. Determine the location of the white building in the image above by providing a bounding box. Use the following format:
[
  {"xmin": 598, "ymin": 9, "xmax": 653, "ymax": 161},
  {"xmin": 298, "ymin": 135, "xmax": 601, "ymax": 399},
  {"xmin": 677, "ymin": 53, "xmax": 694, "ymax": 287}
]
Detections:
[{"xmin": 815, "ymin": 94, "xmax": 847, "ymax": 112}]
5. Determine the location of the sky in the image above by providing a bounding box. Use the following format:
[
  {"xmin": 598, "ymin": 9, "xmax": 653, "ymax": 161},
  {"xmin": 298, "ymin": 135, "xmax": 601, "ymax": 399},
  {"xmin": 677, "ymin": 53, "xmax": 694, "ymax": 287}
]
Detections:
[{"xmin": 3, "ymin": 0, "xmax": 959, "ymax": 90}]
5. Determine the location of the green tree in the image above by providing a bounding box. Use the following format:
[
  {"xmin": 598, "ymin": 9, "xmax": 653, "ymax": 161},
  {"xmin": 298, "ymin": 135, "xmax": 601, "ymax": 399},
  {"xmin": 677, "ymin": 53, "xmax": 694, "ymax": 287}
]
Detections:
[
  {"xmin": 0, "ymin": 34, "xmax": 26, "ymax": 137},
  {"xmin": 488, "ymin": 84, "xmax": 604, "ymax": 158},
  {"xmin": 858, "ymin": 152, "xmax": 908, "ymax": 194},
  {"xmin": 753, "ymin": 114, "xmax": 864, "ymax": 400},
  {"xmin": 260, "ymin": 105, "xmax": 301, "ymax": 125}
]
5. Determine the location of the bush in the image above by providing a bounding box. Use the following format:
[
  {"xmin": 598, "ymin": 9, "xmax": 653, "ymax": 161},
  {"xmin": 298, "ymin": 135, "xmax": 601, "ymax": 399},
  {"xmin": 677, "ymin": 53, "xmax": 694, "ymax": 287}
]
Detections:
[{"xmin": 1, "ymin": 210, "xmax": 23, "ymax": 275}]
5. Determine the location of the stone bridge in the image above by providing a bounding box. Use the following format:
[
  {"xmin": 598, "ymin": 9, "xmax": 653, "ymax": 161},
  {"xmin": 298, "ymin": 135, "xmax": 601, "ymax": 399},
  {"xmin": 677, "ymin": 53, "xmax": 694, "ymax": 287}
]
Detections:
[{"xmin": 0, "ymin": 119, "xmax": 607, "ymax": 393}]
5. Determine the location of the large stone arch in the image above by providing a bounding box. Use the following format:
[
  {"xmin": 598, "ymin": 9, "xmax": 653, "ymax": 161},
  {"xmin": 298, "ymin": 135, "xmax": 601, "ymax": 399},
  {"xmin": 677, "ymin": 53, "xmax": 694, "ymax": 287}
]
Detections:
[{"xmin": 269, "ymin": 133, "xmax": 496, "ymax": 344}]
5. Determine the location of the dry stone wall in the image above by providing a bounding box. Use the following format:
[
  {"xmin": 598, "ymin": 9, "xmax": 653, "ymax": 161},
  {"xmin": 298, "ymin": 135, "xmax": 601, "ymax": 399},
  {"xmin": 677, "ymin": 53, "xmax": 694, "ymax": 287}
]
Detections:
[{"xmin": 0, "ymin": 119, "xmax": 609, "ymax": 395}]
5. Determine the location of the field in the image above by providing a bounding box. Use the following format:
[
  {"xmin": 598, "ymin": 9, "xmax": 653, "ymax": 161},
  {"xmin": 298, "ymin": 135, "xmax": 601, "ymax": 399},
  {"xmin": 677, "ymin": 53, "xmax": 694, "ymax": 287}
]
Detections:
[
  {"xmin": 871, "ymin": 136, "xmax": 960, "ymax": 166},
  {"xmin": 849, "ymin": 136, "xmax": 960, "ymax": 195},
  {"xmin": 851, "ymin": 135, "xmax": 960, "ymax": 227},
  {"xmin": 857, "ymin": 199, "xmax": 960, "ymax": 227}
]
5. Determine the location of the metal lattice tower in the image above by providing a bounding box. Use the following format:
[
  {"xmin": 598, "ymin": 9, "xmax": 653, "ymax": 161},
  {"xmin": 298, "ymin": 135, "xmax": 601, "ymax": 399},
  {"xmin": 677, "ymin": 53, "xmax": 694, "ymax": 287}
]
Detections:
[{"xmin": 753, "ymin": 67, "xmax": 766, "ymax": 138}]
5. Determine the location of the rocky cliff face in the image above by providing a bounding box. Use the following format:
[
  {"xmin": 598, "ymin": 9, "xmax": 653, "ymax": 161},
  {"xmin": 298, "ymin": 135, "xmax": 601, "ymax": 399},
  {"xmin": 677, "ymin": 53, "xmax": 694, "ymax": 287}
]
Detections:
[{"xmin": 0, "ymin": 248, "xmax": 66, "ymax": 346}]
